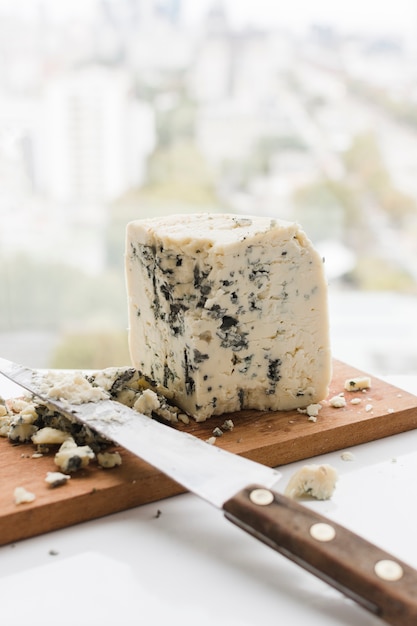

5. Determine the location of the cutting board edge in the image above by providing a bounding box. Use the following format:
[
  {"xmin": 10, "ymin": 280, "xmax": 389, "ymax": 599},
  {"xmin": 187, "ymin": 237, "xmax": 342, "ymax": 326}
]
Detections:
[
  {"xmin": 0, "ymin": 473, "xmax": 186, "ymax": 547},
  {"xmin": 242, "ymin": 404, "xmax": 417, "ymax": 467}
]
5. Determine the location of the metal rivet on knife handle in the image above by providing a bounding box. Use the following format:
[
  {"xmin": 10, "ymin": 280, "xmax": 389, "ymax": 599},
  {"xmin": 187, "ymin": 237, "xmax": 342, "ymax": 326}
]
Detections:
[
  {"xmin": 374, "ymin": 559, "xmax": 404, "ymax": 582},
  {"xmin": 310, "ymin": 522, "xmax": 336, "ymax": 542},
  {"xmin": 249, "ymin": 488, "xmax": 274, "ymax": 506}
]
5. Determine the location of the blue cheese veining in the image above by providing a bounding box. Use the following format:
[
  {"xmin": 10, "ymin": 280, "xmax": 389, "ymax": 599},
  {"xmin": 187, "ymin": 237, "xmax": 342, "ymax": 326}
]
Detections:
[{"xmin": 125, "ymin": 213, "xmax": 332, "ymax": 421}]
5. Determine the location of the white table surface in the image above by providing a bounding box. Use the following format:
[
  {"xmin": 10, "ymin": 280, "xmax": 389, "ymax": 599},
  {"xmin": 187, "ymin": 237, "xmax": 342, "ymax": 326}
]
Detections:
[{"xmin": 1, "ymin": 374, "xmax": 417, "ymax": 626}]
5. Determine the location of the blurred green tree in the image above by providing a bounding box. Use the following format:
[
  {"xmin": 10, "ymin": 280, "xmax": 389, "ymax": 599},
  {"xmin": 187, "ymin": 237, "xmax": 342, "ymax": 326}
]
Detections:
[{"xmin": 50, "ymin": 330, "xmax": 130, "ymax": 369}]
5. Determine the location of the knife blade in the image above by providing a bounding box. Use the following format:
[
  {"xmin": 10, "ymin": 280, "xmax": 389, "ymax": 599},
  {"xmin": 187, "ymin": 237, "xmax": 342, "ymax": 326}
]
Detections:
[{"xmin": 1, "ymin": 357, "xmax": 417, "ymax": 626}]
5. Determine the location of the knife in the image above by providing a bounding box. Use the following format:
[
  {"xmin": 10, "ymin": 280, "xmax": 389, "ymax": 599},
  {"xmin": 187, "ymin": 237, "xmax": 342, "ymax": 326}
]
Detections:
[{"xmin": 1, "ymin": 357, "xmax": 417, "ymax": 625}]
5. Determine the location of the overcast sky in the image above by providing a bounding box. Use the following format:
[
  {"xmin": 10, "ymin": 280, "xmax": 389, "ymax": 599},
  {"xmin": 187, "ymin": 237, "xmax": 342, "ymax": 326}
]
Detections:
[
  {"xmin": 183, "ymin": 0, "xmax": 417, "ymax": 38},
  {"xmin": 1, "ymin": 0, "xmax": 417, "ymax": 40}
]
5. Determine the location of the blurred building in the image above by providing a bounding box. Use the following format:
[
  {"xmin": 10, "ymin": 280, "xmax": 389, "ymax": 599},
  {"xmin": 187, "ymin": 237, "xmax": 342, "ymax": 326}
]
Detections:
[{"xmin": 36, "ymin": 65, "xmax": 155, "ymax": 210}]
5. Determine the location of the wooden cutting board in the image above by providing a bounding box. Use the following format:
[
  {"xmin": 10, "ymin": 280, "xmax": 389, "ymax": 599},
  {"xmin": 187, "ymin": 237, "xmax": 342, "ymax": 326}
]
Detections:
[{"xmin": 1, "ymin": 360, "xmax": 416, "ymax": 546}]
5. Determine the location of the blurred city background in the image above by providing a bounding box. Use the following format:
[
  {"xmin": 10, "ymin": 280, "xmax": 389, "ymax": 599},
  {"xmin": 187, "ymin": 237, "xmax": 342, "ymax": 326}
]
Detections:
[{"xmin": 0, "ymin": 0, "xmax": 416, "ymax": 375}]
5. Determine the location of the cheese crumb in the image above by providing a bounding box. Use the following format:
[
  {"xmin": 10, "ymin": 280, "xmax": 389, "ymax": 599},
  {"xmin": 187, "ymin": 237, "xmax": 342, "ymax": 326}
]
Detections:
[
  {"xmin": 178, "ymin": 413, "xmax": 190, "ymax": 424},
  {"xmin": 54, "ymin": 439, "xmax": 95, "ymax": 473},
  {"xmin": 45, "ymin": 471, "xmax": 71, "ymax": 488},
  {"xmin": 6, "ymin": 398, "xmax": 33, "ymax": 414},
  {"xmin": 329, "ymin": 394, "xmax": 347, "ymax": 408},
  {"xmin": 8, "ymin": 422, "xmax": 37, "ymax": 443},
  {"xmin": 14, "ymin": 486, "xmax": 36, "ymax": 505},
  {"xmin": 32, "ymin": 427, "xmax": 70, "ymax": 445},
  {"xmin": 341, "ymin": 451, "xmax": 355, "ymax": 461},
  {"xmin": 0, "ymin": 413, "xmax": 12, "ymax": 437},
  {"xmin": 285, "ymin": 464, "xmax": 338, "ymax": 500},
  {"xmin": 97, "ymin": 451, "xmax": 122, "ymax": 468},
  {"xmin": 297, "ymin": 403, "xmax": 322, "ymax": 418},
  {"xmin": 133, "ymin": 389, "xmax": 160, "ymax": 416},
  {"xmin": 344, "ymin": 376, "xmax": 371, "ymax": 392}
]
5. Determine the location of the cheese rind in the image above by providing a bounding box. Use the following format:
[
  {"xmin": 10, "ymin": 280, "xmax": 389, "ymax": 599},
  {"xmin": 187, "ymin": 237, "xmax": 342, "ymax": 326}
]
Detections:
[{"xmin": 125, "ymin": 213, "xmax": 331, "ymax": 421}]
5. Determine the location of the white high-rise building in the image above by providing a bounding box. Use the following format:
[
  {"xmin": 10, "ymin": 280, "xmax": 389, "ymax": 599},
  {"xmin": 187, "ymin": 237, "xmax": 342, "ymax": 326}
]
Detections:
[{"xmin": 37, "ymin": 65, "xmax": 155, "ymax": 207}]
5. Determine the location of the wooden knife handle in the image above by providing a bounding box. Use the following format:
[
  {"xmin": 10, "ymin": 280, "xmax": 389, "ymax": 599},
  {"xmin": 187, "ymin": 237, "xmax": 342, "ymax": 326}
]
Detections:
[{"xmin": 223, "ymin": 485, "xmax": 417, "ymax": 625}]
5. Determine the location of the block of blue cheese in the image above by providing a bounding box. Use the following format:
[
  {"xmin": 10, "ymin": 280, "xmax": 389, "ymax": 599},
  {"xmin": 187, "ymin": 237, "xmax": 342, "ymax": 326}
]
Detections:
[{"xmin": 125, "ymin": 213, "xmax": 331, "ymax": 421}]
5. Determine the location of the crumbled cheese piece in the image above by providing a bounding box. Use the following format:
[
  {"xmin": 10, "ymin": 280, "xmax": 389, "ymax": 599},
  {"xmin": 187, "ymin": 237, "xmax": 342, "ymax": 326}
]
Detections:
[
  {"xmin": 32, "ymin": 427, "xmax": 70, "ymax": 445},
  {"xmin": 212, "ymin": 427, "xmax": 223, "ymax": 437},
  {"xmin": 0, "ymin": 414, "xmax": 12, "ymax": 437},
  {"xmin": 133, "ymin": 389, "xmax": 160, "ymax": 416},
  {"xmin": 6, "ymin": 398, "xmax": 33, "ymax": 414},
  {"xmin": 341, "ymin": 451, "xmax": 355, "ymax": 461},
  {"xmin": 54, "ymin": 439, "xmax": 95, "ymax": 473},
  {"xmin": 8, "ymin": 422, "xmax": 38, "ymax": 443},
  {"xmin": 87, "ymin": 367, "xmax": 137, "ymax": 393},
  {"xmin": 126, "ymin": 213, "xmax": 331, "ymax": 421},
  {"xmin": 90, "ymin": 367, "xmax": 181, "ymax": 423},
  {"xmin": 45, "ymin": 471, "xmax": 71, "ymax": 488},
  {"xmin": 17, "ymin": 403, "xmax": 38, "ymax": 424},
  {"xmin": 97, "ymin": 451, "xmax": 122, "ymax": 468},
  {"xmin": 1, "ymin": 375, "xmax": 137, "ymax": 475},
  {"xmin": 298, "ymin": 403, "xmax": 322, "ymax": 418},
  {"xmin": 153, "ymin": 403, "xmax": 179, "ymax": 423},
  {"xmin": 36, "ymin": 371, "xmax": 110, "ymax": 405},
  {"xmin": 206, "ymin": 436, "xmax": 216, "ymax": 445},
  {"xmin": 222, "ymin": 419, "xmax": 234, "ymax": 431},
  {"xmin": 387, "ymin": 408, "xmax": 394, "ymax": 414},
  {"xmin": 14, "ymin": 486, "xmax": 36, "ymax": 505},
  {"xmin": 365, "ymin": 404, "xmax": 373, "ymax": 412},
  {"xmin": 329, "ymin": 394, "xmax": 347, "ymax": 408},
  {"xmin": 99, "ymin": 369, "xmax": 176, "ymax": 418},
  {"xmin": 307, "ymin": 403, "xmax": 322, "ymax": 416},
  {"xmin": 350, "ymin": 398, "xmax": 361, "ymax": 405},
  {"xmin": 285, "ymin": 464, "xmax": 338, "ymax": 500},
  {"xmin": 344, "ymin": 376, "xmax": 372, "ymax": 392},
  {"xmin": 178, "ymin": 413, "xmax": 190, "ymax": 424}
]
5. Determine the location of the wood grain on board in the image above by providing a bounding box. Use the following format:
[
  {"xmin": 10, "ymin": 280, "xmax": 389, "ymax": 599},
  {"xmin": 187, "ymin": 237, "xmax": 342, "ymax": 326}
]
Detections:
[{"xmin": 1, "ymin": 360, "xmax": 416, "ymax": 546}]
